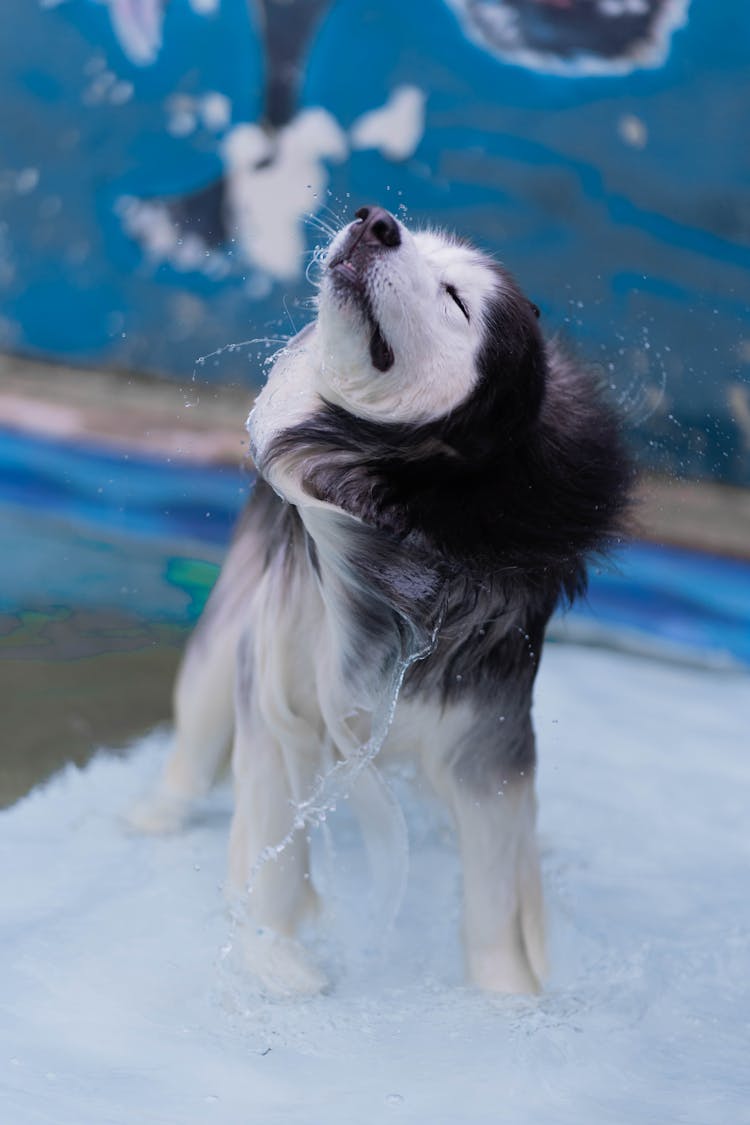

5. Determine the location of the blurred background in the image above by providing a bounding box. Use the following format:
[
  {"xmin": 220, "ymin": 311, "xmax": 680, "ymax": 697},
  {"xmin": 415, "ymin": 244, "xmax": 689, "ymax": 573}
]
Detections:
[{"xmin": 1, "ymin": 0, "xmax": 749, "ymax": 805}]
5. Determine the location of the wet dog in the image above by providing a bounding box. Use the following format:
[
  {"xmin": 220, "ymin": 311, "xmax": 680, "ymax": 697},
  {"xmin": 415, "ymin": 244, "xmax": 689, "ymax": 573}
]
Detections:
[{"xmin": 131, "ymin": 206, "xmax": 631, "ymax": 995}]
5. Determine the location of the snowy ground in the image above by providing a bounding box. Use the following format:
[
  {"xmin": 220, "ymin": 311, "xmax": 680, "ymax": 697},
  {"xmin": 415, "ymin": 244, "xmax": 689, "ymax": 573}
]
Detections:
[{"xmin": 2, "ymin": 644, "xmax": 749, "ymax": 1124}]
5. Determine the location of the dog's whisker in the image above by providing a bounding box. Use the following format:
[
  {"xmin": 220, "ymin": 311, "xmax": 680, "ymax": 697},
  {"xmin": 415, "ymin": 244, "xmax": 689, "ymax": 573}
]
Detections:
[
  {"xmin": 303, "ymin": 212, "xmax": 339, "ymax": 240},
  {"xmin": 317, "ymin": 200, "xmax": 347, "ymax": 229}
]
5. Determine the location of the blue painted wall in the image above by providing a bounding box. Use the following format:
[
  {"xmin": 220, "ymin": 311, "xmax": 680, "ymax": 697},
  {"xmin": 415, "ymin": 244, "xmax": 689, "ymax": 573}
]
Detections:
[{"xmin": 1, "ymin": 0, "xmax": 749, "ymax": 483}]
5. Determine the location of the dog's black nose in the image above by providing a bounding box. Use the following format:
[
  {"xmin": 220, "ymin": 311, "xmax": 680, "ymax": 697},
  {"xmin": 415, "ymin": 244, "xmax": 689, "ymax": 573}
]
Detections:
[{"xmin": 354, "ymin": 205, "xmax": 401, "ymax": 248}]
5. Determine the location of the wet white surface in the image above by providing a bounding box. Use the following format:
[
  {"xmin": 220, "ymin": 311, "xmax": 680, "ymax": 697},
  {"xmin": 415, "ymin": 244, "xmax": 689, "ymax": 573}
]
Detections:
[{"xmin": 2, "ymin": 644, "xmax": 748, "ymax": 1124}]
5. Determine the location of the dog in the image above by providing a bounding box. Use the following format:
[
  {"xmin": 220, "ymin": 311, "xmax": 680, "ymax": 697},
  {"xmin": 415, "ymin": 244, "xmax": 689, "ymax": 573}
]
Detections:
[{"xmin": 131, "ymin": 205, "xmax": 631, "ymax": 995}]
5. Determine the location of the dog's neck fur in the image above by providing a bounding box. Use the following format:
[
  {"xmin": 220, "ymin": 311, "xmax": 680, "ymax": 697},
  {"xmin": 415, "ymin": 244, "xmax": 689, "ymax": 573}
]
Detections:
[{"xmin": 256, "ymin": 336, "xmax": 630, "ymax": 602}]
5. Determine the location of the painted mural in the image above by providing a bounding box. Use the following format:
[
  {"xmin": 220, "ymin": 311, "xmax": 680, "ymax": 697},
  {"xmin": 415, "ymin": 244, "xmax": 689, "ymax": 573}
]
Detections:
[{"xmin": 1, "ymin": 0, "xmax": 749, "ymax": 483}]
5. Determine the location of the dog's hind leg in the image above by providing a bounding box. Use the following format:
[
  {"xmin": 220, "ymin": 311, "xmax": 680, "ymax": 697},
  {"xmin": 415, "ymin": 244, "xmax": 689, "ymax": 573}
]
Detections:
[
  {"xmin": 128, "ymin": 491, "xmax": 277, "ymax": 834},
  {"xmin": 458, "ymin": 775, "xmax": 545, "ymax": 994},
  {"xmin": 126, "ymin": 544, "xmax": 258, "ymax": 833},
  {"xmin": 425, "ymin": 738, "xmax": 545, "ymax": 995},
  {"xmin": 127, "ymin": 609, "xmax": 239, "ymax": 834}
]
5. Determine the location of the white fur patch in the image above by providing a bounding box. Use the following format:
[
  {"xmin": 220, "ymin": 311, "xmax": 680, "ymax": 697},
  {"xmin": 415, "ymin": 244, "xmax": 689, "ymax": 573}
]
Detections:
[
  {"xmin": 246, "ymin": 325, "xmax": 321, "ymax": 493},
  {"xmin": 248, "ymin": 220, "xmax": 504, "ymax": 429}
]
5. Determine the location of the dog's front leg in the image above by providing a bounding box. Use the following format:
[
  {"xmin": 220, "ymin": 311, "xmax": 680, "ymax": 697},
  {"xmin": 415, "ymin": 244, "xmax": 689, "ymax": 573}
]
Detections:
[{"xmin": 227, "ymin": 688, "xmax": 326, "ymax": 996}]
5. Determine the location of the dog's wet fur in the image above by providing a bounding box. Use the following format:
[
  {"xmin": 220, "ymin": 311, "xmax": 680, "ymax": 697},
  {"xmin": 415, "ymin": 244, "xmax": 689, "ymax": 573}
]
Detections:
[{"xmin": 131, "ymin": 207, "xmax": 632, "ymax": 996}]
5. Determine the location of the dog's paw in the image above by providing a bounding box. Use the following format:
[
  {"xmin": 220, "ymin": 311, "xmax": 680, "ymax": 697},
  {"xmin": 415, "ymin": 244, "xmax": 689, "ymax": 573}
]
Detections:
[
  {"xmin": 468, "ymin": 948, "xmax": 541, "ymax": 996},
  {"xmin": 125, "ymin": 788, "xmax": 192, "ymax": 835},
  {"xmin": 242, "ymin": 927, "xmax": 328, "ymax": 998}
]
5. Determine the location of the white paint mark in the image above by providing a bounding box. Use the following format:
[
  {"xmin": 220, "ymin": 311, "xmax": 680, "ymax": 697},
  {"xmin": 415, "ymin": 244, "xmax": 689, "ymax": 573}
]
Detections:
[
  {"xmin": 736, "ymin": 339, "xmax": 750, "ymax": 365},
  {"xmin": 727, "ymin": 384, "xmax": 750, "ymax": 451},
  {"xmin": 350, "ymin": 86, "xmax": 426, "ymax": 162},
  {"xmin": 121, "ymin": 89, "xmax": 429, "ymax": 283},
  {"xmin": 110, "ymin": 80, "xmax": 135, "ymax": 106},
  {"xmin": 167, "ymin": 109, "xmax": 197, "ymax": 138},
  {"xmin": 106, "ymin": 0, "xmax": 164, "ymax": 66},
  {"xmin": 167, "ymin": 92, "xmax": 232, "ymax": 137},
  {"xmin": 598, "ymin": 0, "xmax": 650, "ymax": 14},
  {"xmin": 16, "ymin": 168, "xmax": 40, "ymax": 195},
  {"xmin": 104, "ymin": 0, "xmax": 219, "ymax": 66},
  {"xmin": 618, "ymin": 112, "xmax": 648, "ymax": 148},
  {"xmin": 200, "ymin": 92, "xmax": 231, "ymax": 132},
  {"xmin": 116, "ymin": 196, "xmax": 231, "ymax": 280},
  {"xmin": 222, "ymin": 108, "xmax": 347, "ymax": 280}
]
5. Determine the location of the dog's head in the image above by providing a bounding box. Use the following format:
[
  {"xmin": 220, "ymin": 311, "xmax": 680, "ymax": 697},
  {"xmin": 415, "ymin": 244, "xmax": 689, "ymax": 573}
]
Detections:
[
  {"xmin": 316, "ymin": 207, "xmax": 546, "ymax": 446},
  {"xmin": 249, "ymin": 207, "xmax": 547, "ymax": 475},
  {"xmin": 250, "ymin": 205, "xmax": 630, "ymax": 586}
]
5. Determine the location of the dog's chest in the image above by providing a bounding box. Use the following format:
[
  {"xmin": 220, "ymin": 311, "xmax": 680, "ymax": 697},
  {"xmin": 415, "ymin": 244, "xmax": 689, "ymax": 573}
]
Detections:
[{"xmin": 247, "ymin": 332, "xmax": 321, "ymax": 494}]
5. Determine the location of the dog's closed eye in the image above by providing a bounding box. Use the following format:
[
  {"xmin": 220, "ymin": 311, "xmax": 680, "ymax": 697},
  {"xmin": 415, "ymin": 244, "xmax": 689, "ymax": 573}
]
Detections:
[{"xmin": 444, "ymin": 283, "xmax": 470, "ymax": 323}]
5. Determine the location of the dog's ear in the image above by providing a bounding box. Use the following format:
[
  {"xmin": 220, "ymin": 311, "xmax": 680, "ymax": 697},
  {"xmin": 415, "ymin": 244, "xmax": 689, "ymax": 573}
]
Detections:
[{"xmin": 440, "ymin": 292, "xmax": 547, "ymax": 465}]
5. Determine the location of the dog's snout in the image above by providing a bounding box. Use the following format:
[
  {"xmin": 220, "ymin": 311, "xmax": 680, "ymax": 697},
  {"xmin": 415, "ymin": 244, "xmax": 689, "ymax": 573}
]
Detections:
[{"xmin": 354, "ymin": 205, "xmax": 401, "ymax": 248}]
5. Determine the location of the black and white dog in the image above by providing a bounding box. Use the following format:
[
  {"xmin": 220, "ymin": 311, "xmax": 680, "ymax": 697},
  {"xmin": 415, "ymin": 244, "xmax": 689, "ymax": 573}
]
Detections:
[{"xmin": 132, "ymin": 207, "xmax": 631, "ymax": 996}]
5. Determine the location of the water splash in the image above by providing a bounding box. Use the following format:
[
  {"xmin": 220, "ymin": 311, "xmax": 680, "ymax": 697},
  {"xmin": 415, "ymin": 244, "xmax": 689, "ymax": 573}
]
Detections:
[{"xmin": 243, "ymin": 607, "xmax": 446, "ymax": 939}]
